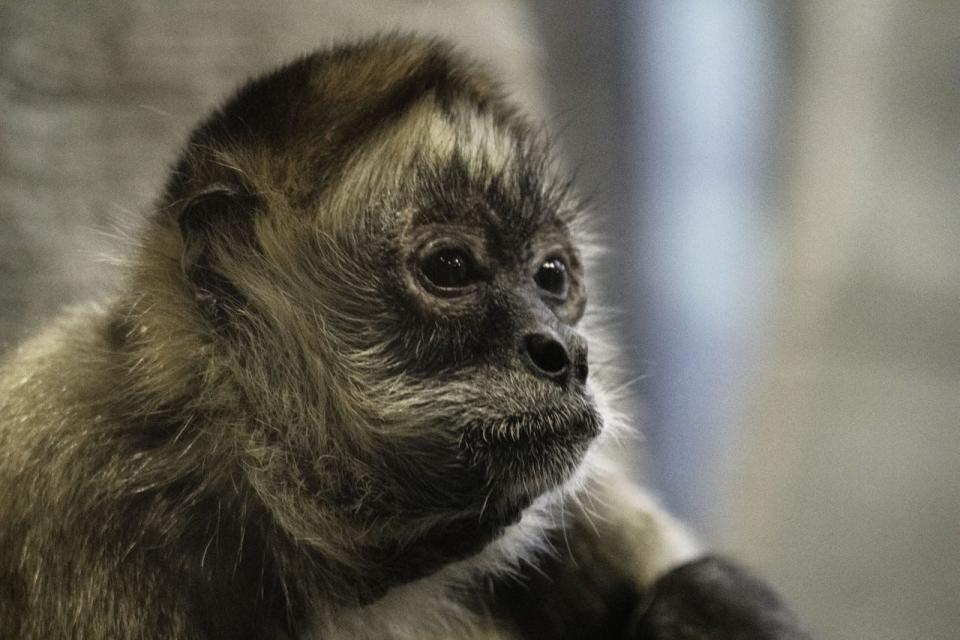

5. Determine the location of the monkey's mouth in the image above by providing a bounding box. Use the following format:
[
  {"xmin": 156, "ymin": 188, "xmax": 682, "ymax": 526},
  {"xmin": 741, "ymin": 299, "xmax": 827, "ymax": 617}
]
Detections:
[
  {"xmin": 459, "ymin": 407, "xmax": 600, "ymax": 454},
  {"xmin": 458, "ymin": 401, "xmax": 602, "ymax": 496}
]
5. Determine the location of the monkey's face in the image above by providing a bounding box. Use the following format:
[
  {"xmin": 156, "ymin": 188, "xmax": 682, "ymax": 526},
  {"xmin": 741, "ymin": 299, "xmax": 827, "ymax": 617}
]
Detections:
[{"xmin": 320, "ymin": 103, "xmax": 604, "ymax": 548}]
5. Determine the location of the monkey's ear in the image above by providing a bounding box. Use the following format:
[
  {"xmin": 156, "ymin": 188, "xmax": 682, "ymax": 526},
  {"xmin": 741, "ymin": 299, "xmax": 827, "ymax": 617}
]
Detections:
[{"xmin": 177, "ymin": 181, "xmax": 260, "ymax": 327}]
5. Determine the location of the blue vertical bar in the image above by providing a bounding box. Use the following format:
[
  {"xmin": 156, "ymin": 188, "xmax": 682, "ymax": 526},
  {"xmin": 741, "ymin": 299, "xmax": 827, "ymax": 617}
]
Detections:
[{"xmin": 624, "ymin": 1, "xmax": 780, "ymax": 531}]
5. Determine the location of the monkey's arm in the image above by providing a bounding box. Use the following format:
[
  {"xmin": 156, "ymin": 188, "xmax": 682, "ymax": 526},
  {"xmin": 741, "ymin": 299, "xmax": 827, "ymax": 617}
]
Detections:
[{"xmin": 492, "ymin": 467, "xmax": 809, "ymax": 639}]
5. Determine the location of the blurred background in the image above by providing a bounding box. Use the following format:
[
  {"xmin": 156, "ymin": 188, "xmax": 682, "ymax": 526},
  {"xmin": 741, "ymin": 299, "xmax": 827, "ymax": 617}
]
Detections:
[{"xmin": 1, "ymin": 1, "xmax": 957, "ymax": 637}]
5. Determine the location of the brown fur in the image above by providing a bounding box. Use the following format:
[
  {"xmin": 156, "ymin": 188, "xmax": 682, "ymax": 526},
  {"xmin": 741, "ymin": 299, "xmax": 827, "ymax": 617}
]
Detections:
[{"xmin": 0, "ymin": 35, "xmax": 703, "ymax": 639}]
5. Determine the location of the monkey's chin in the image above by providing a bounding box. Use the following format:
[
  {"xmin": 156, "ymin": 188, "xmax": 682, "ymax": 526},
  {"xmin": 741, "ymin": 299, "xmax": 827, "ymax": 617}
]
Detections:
[{"xmin": 459, "ymin": 401, "xmax": 602, "ymax": 517}]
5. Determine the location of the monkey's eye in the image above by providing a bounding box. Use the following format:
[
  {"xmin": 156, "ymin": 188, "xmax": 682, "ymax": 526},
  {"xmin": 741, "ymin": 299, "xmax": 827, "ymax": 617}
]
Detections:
[
  {"xmin": 420, "ymin": 247, "xmax": 481, "ymax": 290},
  {"xmin": 535, "ymin": 257, "xmax": 569, "ymax": 297}
]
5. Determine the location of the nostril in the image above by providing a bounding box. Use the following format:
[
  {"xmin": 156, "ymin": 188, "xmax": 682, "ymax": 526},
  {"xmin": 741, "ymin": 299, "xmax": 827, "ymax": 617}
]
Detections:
[{"xmin": 523, "ymin": 333, "xmax": 570, "ymax": 379}]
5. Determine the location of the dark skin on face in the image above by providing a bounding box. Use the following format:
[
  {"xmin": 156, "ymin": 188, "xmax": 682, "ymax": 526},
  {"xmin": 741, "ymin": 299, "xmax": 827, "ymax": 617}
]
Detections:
[
  {"xmin": 391, "ymin": 152, "xmax": 588, "ymax": 375},
  {"xmin": 391, "ymin": 158, "xmax": 596, "ymax": 456},
  {"xmin": 401, "ymin": 213, "xmax": 586, "ymax": 357}
]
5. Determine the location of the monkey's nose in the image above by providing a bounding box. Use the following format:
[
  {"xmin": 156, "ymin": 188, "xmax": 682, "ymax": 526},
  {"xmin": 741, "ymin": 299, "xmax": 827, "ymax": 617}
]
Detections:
[{"xmin": 522, "ymin": 332, "xmax": 587, "ymax": 386}]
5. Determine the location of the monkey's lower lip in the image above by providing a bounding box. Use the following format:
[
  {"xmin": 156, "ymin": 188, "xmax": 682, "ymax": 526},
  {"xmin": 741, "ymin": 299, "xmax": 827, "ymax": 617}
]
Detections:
[
  {"xmin": 458, "ymin": 404, "xmax": 602, "ymax": 458},
  {"xmin": 461, "ymin": 406, "xmax": 600, "ymax": 447}
]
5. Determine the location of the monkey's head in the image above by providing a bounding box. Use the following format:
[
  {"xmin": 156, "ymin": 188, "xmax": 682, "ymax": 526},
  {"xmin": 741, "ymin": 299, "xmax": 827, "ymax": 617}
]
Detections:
[{"xmin": 130, "ymin": 36, "xmax": 607, "ymax": 590}]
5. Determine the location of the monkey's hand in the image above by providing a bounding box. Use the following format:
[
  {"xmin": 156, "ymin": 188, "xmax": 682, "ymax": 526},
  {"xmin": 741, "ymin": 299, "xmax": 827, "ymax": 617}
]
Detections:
[{"xmin": 628, "ymin": 556, "xmax": 810, "ymax": 639}]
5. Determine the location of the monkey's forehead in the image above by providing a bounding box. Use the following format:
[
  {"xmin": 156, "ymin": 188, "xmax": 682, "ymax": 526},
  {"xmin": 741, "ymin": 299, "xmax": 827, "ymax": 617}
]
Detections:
[{"xmin": 314, "ymin": 94, "xmax": 577, "ymax": 244}]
